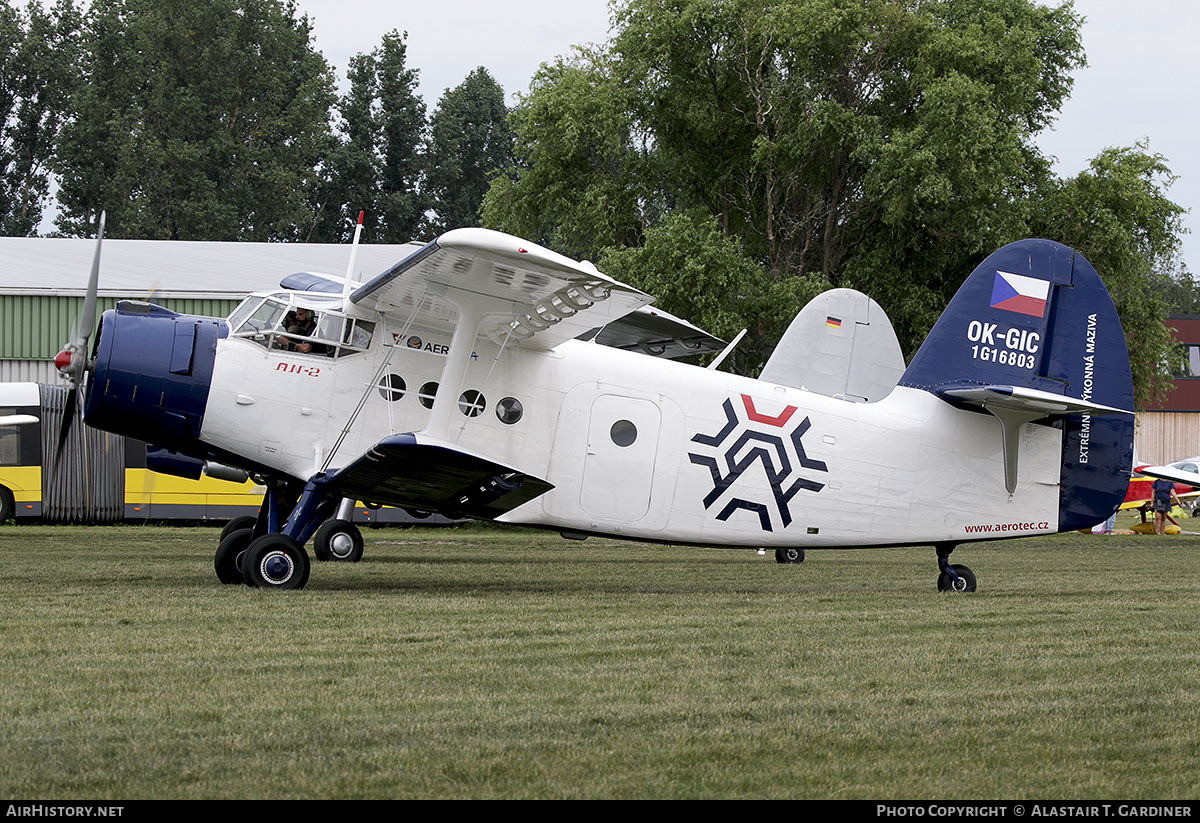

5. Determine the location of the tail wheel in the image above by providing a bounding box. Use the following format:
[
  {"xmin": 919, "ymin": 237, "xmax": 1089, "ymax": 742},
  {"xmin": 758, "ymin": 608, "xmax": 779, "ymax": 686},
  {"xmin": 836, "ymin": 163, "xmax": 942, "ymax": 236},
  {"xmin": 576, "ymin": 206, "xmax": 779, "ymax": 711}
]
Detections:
[
  {"xmin": 937, "ymin": 564, "xmax": 977, "ymax": 593},
  {"xmin": 314, "ymin": 519, "xmax": 364, "ymax": 563},
  {"xmin": 775, "ymin": 548, "xmax": 804, "ymax": 564},
  {"xmin": 242, "ymin": 534, "xmax": 310, "ymax": 590}
]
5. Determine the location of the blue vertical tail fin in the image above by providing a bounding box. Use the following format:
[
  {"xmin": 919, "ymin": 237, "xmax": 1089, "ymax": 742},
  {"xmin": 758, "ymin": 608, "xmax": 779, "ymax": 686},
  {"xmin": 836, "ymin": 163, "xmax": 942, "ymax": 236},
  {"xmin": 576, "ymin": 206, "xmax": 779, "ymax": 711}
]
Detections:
[{"xmin": 900, "ymin": 239, "xmax": 1135, "ymax": 531}]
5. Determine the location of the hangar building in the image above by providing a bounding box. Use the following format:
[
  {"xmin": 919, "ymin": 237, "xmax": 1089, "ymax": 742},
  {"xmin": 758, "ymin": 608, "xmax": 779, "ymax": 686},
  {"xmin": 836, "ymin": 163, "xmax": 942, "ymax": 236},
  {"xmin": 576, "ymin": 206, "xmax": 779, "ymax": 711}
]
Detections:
[{"xmin": 0, "ymin": 236, "xmax": 421, "ymax": 384}]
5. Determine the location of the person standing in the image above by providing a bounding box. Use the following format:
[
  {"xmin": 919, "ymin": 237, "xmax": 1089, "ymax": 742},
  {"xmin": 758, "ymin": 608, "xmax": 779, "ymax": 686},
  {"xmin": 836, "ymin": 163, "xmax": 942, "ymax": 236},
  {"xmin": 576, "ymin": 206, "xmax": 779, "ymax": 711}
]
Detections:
[{"xmin": 1151, "ymin": 477, "xmax": 1181, "ymax": 535}]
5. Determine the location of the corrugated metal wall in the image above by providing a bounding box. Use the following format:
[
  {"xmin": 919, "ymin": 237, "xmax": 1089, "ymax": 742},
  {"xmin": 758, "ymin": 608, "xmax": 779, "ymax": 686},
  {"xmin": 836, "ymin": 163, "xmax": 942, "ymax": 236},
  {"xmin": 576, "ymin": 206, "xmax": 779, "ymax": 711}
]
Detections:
[
  {"xmin": 38, "ymin": 384, "xmax": 125, "ymax": 524},
  {"xmin": 0, "ymin": 296, "xmax": 237, "ymax": 361}
]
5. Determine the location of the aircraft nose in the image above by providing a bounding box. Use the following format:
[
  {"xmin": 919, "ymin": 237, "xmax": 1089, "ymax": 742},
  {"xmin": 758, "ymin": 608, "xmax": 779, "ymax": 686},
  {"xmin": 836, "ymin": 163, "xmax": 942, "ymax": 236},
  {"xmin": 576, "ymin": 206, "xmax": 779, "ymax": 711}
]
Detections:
[{"xmin": 84, "ymin": 302, "xmax": 222, "ymax": 449}]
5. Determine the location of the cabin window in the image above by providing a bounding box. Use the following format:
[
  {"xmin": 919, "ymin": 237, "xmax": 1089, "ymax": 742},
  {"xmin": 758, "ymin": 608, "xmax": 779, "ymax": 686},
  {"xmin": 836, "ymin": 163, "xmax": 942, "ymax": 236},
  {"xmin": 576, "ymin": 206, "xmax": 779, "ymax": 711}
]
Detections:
[
  {"xmin": 418, "ymin": 382, "xmax": 438, "ymax": 409},
  {"xmin": 610, "ymin": 419, "xmax": 638, "ymax": 447},
  {"xmin": 458, "ymin": 390, "xmax": 486, "ymax": 417},
  {"xmin": 378, "ymin": 374, "xmax": 406, "ymax": 401},
  {"xmin": 496, "ymin": 397, "xmax": 523, "ymax": 425},
  {"xmin": 231, "ymin": 298, "xmax": 288, "ymax": 344}
]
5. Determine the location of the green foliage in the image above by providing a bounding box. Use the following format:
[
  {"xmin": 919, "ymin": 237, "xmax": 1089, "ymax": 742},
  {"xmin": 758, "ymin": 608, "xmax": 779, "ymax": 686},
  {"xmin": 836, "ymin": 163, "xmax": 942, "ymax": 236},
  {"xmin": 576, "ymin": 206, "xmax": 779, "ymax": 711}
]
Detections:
[
  {"xmin": 481, "ymin": 46, "xmax": 654, "ymax": 261},
  {"xmin": 374, "ymin": 29, "xmax": 429, "ymax": 243},
  {"xmin": 423, "ymin": 68, "xmax": 515, "ymax": 237},
  {"xmin": 1030, "ymin": 143, "xmax": 1189, "ymax": 406},
  {"xmin": 483, "ymin": 0, "xmax": 1188, "ymax": 404},
  {"xmin": 53, "ymin": 0, "xmax": 336, "ymax": 241},
  {"xmin": 600, "ymin": 210, "xmax": 828, "ymax": 371},
  {"xmin": 0, "ymin": 0, "xmax": 81, "ymax": 236},
  {"xmin": 310, "ymin": 29, "xmax": 428, "ymax": 243}
]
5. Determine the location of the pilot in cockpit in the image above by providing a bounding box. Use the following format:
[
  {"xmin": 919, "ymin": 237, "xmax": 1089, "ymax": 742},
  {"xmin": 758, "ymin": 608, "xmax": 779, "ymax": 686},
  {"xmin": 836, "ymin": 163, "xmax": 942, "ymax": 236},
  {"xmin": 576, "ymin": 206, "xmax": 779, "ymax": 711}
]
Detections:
[{"xmin": 277, "ymin": 306, "xmax": 320, "ymax": 353}]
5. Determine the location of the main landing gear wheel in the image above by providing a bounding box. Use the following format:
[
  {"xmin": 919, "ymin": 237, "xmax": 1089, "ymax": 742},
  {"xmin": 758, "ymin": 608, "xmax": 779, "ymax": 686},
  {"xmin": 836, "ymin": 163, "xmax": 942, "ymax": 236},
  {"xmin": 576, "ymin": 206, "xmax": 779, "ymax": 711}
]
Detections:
[
  {"xmin": 214, "ymin": 528, "xmax": 253, "ymax": 585},
  {"xmin": 220, "ymin": 515, "xmax": 257, "ymax": 542},
  {"xmin": 242, "ymin": 534, "xmax": 310, "ymax": 590},
  {"xmin": 313, "ymin": 519, "xmax": 364, "ymax": 562},
  {"xmin": 775, "ymin": 548, "xmax": 805, "ymax": 564}
]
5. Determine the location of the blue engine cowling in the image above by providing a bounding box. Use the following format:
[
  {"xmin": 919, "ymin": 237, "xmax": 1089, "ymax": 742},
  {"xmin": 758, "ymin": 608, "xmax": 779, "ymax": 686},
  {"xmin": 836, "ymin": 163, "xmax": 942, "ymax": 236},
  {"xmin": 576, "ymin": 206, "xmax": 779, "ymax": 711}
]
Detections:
[{"xmin": 84, "ymin": 301, "xmax": 223, "ymax": 453}]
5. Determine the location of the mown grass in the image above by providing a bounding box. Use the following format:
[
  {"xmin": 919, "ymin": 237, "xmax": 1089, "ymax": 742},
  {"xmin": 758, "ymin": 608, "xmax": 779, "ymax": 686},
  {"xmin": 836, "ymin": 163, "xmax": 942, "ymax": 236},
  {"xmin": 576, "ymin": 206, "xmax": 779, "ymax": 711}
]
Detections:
[{"xmin": 1, "ymin": 515, "xmax": 1199, "ymax": 799}]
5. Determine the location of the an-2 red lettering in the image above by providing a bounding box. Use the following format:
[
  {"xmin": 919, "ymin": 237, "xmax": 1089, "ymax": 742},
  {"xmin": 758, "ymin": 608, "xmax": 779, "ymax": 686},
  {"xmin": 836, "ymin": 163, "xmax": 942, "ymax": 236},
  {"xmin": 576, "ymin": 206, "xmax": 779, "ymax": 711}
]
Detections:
[{"xmin": 275, "ymin": 362, "xmax": 320, "ymax": 377}]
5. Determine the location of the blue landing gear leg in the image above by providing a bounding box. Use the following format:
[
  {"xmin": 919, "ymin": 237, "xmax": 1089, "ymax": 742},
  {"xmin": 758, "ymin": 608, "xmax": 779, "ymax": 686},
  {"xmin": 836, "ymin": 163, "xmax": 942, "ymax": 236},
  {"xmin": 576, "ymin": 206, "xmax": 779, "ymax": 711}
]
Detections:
[
  {"xmin": 237, "ymin": 477, "xmax": 339, "ymax": 591},
  {"xmin": 936, "ymin": 544, "xmax": 977, "ymax": 593}
]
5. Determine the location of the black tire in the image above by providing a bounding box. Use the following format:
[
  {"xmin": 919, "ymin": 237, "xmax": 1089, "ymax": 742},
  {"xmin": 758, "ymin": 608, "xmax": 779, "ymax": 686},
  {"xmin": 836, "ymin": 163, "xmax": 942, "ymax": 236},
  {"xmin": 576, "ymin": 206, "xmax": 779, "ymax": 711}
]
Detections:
[
  {"xmin": 214, "ymin": 528, "xmax": 253, "ymax": 585},
  {"xmin": 0, "ymin": 486, "xmax": 13, "ymax": 524},
  {"xmin": 220, "ymin": 515, "xmax": 257, "ymax": 542},
  {"xmin": 242, "ymin": 534, "xmax": 310, "ymax": 590},
  {"xmin": 937, "ymin": 564, "xmax": 977, "ymax": 593},
  {"xmin": 313, "ymin": 519, "xmax": 364, "ymax": 562},
  {"xmin": 775, "ymin": 548, "xmax": 804, "ymax": 564}
]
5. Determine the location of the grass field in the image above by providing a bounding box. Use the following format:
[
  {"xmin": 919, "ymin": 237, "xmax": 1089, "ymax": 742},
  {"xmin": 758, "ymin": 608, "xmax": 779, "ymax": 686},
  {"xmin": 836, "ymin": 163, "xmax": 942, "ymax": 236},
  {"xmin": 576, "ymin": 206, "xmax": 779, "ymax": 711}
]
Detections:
[{"xmin": 2, "ymin": 515, "xmax": 1199, "ymax": 799}]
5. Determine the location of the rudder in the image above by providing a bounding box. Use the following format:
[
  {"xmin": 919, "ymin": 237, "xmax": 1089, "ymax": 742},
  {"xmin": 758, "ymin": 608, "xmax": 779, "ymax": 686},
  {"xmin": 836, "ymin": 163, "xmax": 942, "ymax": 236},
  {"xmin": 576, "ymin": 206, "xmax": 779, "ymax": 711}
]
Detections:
[{"xmin": 900, "ymin": 239, "xmax": 1134, "ymax": 531}]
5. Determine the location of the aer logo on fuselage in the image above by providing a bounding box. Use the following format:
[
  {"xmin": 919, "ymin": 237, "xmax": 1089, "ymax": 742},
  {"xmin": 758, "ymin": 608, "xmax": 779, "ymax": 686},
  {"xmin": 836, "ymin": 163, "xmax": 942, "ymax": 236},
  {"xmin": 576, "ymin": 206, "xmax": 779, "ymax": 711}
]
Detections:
[{"xmin": 687, "ymin": 395, "xmax": 828, "ymax": 532}]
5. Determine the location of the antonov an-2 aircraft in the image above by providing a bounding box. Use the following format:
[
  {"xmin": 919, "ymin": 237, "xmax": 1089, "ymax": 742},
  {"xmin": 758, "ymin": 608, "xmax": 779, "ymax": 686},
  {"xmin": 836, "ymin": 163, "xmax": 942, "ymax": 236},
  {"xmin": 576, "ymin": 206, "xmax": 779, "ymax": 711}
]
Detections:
[{"xmin": 55, "ymin": 221, "xmax": 1135, "ymax": 591}]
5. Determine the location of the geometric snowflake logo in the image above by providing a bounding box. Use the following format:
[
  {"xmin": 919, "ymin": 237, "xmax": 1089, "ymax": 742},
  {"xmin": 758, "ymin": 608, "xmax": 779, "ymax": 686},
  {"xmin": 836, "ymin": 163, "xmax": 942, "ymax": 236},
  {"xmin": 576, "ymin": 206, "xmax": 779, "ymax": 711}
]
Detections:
[{"xmin": 687, "ymin": 395, "xmax": 828, "ymax": 532}]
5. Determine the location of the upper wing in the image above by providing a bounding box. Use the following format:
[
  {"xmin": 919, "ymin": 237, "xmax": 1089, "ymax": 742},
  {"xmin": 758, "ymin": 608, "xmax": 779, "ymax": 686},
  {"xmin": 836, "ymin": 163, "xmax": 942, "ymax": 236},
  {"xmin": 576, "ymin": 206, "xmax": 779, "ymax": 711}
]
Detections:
[
  {"xmin": 350, "ymin": 228, "xmax": 653, "ymax": 350},
  {"xmin": 1134, "ymin": 463, "xmax": 1200, "ymax": 488},
  {"xmin": 579, "ymin": 305, "xmax": 726, "ymax": 359}
]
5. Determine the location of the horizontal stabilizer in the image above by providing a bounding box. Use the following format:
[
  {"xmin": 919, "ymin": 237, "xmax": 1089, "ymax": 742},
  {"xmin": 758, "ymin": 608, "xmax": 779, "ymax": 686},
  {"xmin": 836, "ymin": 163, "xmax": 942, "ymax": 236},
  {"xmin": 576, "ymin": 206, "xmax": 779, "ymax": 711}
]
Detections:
[
  {"xmin": 901, "ymin": 239, "xmax": 1134, "ymax": 527},
  {"xmin": 937, "ymin": 384, "xmax": 1134, "ymax": 418},
  {"xmin": 323, "ymin": 434, "xmax": 554, "ymax": 520}
]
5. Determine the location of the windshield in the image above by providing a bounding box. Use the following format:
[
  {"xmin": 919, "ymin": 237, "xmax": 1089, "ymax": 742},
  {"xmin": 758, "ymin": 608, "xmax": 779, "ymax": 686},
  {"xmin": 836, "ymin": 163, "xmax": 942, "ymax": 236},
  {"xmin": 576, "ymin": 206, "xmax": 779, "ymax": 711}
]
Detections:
[{"xmin": 228, "ymin": 295, "xmax": 374, "ymax": 358}]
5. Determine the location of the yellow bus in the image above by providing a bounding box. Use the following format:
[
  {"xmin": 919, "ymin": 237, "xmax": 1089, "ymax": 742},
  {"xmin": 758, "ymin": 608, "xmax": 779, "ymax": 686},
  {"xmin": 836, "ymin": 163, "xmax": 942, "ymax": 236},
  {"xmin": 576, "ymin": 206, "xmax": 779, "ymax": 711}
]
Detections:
[
  {"xmin": 2, "ymin": 383, "xmax": 437, "ymax": 526},
  {"xmin": 1, "ymin": 382, "xmax": 264, "ymax": 523}
]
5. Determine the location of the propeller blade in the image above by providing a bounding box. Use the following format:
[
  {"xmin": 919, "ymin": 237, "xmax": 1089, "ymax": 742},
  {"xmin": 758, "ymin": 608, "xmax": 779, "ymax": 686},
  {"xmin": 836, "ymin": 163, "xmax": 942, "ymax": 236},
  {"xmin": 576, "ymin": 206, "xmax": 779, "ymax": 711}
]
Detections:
[
  {"xmin": 53, "ymin": 210, "xmax": 105, "ymax": 468},
  {"xmin": 55, "ymin": 386, "xmax": 78, "ymax": 465},
  {"xmin": 75, "ymin": 211, "xmax": 104, "ymax": 348}
]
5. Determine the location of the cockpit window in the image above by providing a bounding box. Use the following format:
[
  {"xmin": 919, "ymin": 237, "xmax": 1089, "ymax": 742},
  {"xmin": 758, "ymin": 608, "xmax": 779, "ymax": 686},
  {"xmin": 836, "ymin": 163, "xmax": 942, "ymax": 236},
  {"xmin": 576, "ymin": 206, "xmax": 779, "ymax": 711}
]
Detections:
[
  {"xmin": 231, "ymin": 298, "xmax": 289, "ymax": 341},
  {"xmin": 228, "ymin": 296, "xmax": 374, "ymax": 358}
]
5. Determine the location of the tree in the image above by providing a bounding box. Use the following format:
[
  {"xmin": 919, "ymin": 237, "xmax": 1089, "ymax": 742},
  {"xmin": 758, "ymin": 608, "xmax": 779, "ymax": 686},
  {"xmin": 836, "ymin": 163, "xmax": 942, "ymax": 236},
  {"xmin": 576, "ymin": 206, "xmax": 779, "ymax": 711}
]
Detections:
[
  {"xmin": 308, "ymin": 50, "xmax": 383, "ymax": 242},
  {"xmin": 0, "ymin": 0, "xmax": 81, "ymax": 236},
  {"xmin": 481, "ymin": 46, "xmax": 655, "ymax": 262},
  {"xmin": 424, "ymin": 67, "xmax": 514, "ymax": 236},
  {"xmin": 374, "ymin": 29, "xmax": 428, "ymax": 243},
  {"xmin": 310, "ymin": 29, "xmax": 427, "ymax": 244},
  {"xmin": 1030, "ymin": 143, "xmax": 1189, "ymax": 406},
  {"xmin": 53, "ymin": 0, "xmax": 336, "ymax": 241},
  {"xmin": 484, "ymin": 0, "xmax": 1188, "ymax": 404},
  {"xmin": 600, "ymin": 210, "xmax": 829, "ymax": 370}
]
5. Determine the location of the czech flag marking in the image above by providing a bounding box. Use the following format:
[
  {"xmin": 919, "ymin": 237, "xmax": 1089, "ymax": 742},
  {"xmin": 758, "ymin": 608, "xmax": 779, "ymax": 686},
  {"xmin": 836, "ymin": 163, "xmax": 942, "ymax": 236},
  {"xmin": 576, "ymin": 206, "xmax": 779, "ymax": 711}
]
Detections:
[{"xmin": 990, "ymin": 271, "xmax": 1049, "ymax": 318}]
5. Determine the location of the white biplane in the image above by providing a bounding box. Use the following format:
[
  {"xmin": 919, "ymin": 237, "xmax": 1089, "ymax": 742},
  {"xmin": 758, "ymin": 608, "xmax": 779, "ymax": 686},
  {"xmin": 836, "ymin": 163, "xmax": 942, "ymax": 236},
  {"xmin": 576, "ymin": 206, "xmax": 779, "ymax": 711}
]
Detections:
[{"xmin": 56, "ymin": 219, "xmax": 1136, "ymax": 591}]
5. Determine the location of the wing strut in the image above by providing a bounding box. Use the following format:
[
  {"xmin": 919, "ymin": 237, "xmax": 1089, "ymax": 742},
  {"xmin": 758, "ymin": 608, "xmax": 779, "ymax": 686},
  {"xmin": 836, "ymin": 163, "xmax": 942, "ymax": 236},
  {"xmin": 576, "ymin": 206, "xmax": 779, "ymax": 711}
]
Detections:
[{"xmin": 425, "ymin": 293, "xmax": 491, "ymax": 442}]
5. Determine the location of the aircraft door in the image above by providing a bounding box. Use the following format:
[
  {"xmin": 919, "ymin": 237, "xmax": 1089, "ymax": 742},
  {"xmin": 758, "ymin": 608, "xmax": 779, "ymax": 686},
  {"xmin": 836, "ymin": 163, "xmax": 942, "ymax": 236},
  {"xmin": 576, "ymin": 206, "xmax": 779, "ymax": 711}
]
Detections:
[{"xmin": 580, "ymin": 395, "xmax": 661, "ymax": 522}]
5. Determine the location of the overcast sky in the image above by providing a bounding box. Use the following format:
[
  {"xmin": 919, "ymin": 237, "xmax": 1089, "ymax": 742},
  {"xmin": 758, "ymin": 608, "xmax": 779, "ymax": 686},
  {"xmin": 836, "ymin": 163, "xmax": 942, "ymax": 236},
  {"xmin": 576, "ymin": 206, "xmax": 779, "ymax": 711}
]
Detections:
[{"xmin": 295, "ymin": 0, "xmax": 1197, "ymax": 272}]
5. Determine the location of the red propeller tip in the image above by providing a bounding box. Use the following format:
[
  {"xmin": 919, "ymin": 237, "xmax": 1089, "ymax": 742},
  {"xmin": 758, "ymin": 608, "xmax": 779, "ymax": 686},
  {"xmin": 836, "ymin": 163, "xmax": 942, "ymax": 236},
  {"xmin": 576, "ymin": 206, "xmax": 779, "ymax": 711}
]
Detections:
[{"xmin": 54, "ymin": 349, "xmax": 73, "ymax": 373}]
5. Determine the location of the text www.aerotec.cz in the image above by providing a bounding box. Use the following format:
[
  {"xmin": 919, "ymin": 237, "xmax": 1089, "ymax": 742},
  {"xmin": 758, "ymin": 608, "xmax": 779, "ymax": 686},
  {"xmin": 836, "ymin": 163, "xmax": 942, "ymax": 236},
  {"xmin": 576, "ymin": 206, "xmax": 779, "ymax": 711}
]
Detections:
[{"xmin": 964, "ymin": 521, "xmax": 1050, "ymax": 534}]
